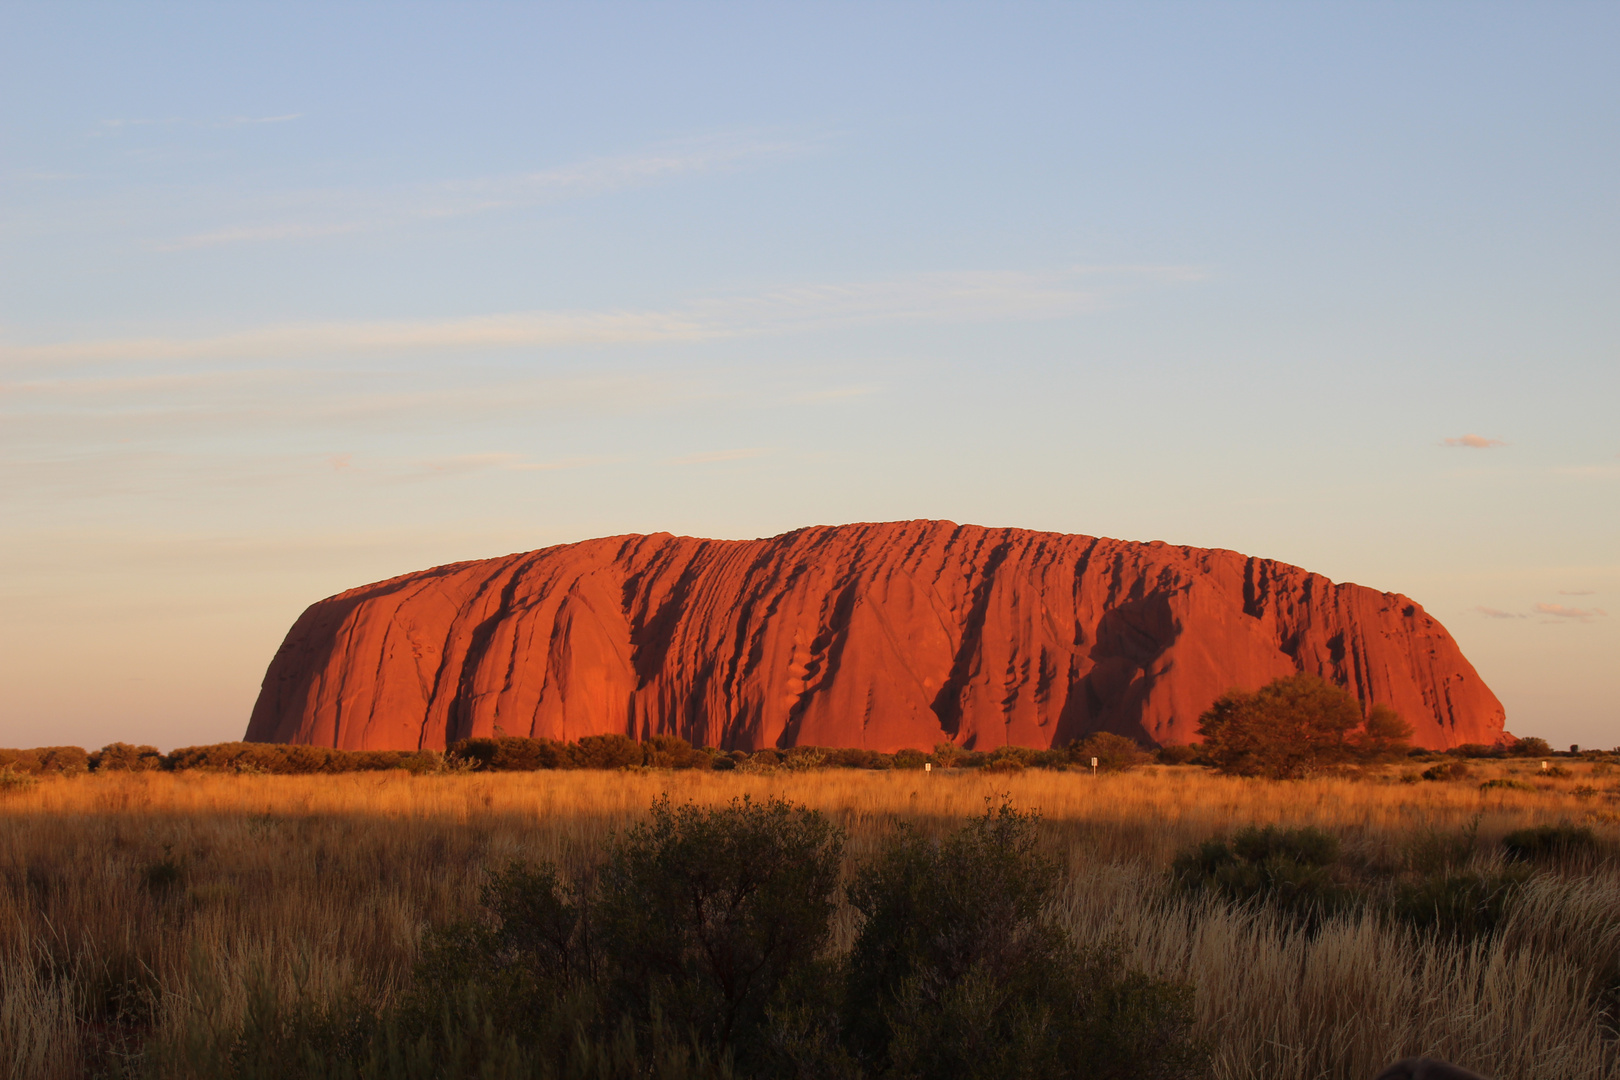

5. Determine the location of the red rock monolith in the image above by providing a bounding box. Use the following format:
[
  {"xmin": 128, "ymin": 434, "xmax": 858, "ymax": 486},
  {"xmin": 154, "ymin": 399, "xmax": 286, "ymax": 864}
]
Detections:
[{"xmin": 245, "ymin": 521, "xmax": 1504, "ymax": 752}]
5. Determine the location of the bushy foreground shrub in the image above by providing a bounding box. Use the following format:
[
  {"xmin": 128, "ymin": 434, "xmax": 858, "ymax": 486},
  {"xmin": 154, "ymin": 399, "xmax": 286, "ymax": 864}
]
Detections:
[
  {"xmin": 1170, "ymin": 819, "xmax": 1597, "ymax": 943},
  {"xmin": 844, "ymin": 804, "xmax": 1201, "ymax": 1080},
  {"xmin": 181, "ymin": 799, "xmax": 1204, "ymax": 1080},
  {"xmin": 1502, "ymin": 822, "xmax": 1599, "ymax": 863},
  {"xmin": 1171, "ymin": 826, "xmax": 1350, "ymax": 923}
]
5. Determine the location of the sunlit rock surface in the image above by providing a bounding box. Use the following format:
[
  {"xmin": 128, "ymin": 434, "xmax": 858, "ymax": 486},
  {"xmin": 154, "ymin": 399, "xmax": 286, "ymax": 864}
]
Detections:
[{"xmin": 246, "ymin": 521, "xmax": 1505, "ymax": 752}]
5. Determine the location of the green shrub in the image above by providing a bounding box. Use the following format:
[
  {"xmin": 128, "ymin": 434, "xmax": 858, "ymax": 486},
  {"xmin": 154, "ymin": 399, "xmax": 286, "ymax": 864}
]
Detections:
[
  {"xmin": 573, "ymin": 734, "xmax": 645, "ymax": 770},
  {"xmin": 1155, "ymin": 744, "xmax": 1201, "ymax": 765},
  {"xmin": 90, "ymin": 742, "xmax": 165, "ymax": 771},
  {"xmin": 3, "ymin": 745, "xmax": 93, "ymax": 775},
  {"xmin": 1391, "ymin": 868, "xmax": 1527, "ymax": 942},
  {"xmin": 890, "ymin": 748, "xmax": 929, "ymax": 770},
  {"xmin": 449, "ymin": 735, "xmax": 569, "ymax": 771},
  {"xmin": 1172, "ymin": 825, "xmax": 1350, "ymax": 922},
  {"xmin": 643, "ymin": 735, "xmax": 711, "ymax": 770},
  {"xmin": 1479, "ymin": 778, "xmax": 1535, "ymax": 792},
  {"xmin": 1071, "ymin": 732, "xmax": 1152, "ymax": 772},
  {"xmin": 1421, "ymin": 760, "xmax": 1473, "ymax": 782},
  {"xmin": 595, "ymin": 797, "xmax": 843, "ymax": 1071},
  {"xmin": 143, "ymin": 850, "xmax": 186, "ymax": 898},
  {"xmin": 781, "ymin": 746, "xmax": 828, "ymax": 771},
  {"xmin": 1506, "ymin": 736, "xmax": 1553, "ymax": 757},
  {"xmin": 1403, "ymin": 820, "xmax": 1479, "ymax": 875},
  {"xmin": 1502, "ymin": 822, "xmax": 1599, "ymax": 863},
  {"xmin": 0, "ymin": 766, "xmax": 38, "ymax": 793},
  {"xmin": 846, "ymin": 804, "xmax": 1204, "ymax": 1080},
  {"xmin": 1348, "ymin": 704, "xmax": 1415, "ymax": 761}
]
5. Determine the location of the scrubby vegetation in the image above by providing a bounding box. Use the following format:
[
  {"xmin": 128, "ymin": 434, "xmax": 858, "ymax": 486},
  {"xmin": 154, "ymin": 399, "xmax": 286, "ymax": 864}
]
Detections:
[
  {"xmin": 3, "ymin": 764, "xmax": 1620, "ymax": 1079},
  {"xmin": 0, "ymin": 731, "xmax": 1167, "ymax": 777},
  {"xmin": 314, "ymin": 800, "xmax": 1202, "ymax": 1080}
]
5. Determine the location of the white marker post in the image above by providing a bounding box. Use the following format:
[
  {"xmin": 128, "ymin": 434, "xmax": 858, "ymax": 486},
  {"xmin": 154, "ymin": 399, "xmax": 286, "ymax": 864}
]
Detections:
[
  {"xmin": 925, "ymin": 762, "xmax": 932, "ymax": 773},
  {"xmin": 1091, "ymin": 756, "xmax": 1098, "ymax": 777}
]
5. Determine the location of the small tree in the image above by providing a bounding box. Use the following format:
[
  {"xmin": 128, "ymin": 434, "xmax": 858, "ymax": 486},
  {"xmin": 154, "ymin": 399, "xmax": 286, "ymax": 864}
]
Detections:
[
  {"xmin": 1505, "ymin": 736, "xmax": 1552, "ymax": 758},
  {"xmin": 1197, "ymin": 673, "xmax": 1400, "ymax": 779},
  {"xmin": 1071, "ymin": 732, "xmax": 1152, "ymax": 772},
  {"xmin": 1348, "ymin": 704, "xmax": 1413, "ymax": 761}
]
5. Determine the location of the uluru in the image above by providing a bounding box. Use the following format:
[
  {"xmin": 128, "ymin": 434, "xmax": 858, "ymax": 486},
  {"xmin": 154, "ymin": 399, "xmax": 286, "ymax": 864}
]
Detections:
[{"xmin": 245, "ymin": 521, "xmax": 1505, "ymax": 752}]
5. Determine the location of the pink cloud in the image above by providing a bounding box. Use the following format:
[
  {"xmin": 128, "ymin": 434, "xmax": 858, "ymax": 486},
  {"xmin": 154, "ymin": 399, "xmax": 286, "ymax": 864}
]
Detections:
[
  {"xmin": 1534, "ymin": 602, "xmax": 1608, "ymax": 622},
  {"xmin": 1444, "ymin": 434, "xmax": 1507, "ymax": 449},
  {"xmin": 1475, "ymin": 606, "xmax": 1527, "ymax": 620}
]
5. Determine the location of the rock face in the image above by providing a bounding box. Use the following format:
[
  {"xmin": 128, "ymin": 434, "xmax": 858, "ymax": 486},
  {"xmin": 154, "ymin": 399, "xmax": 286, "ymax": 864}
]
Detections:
[{"xmin": 246, "ymin": 521, "xmax": 1505, "ymax": 752}]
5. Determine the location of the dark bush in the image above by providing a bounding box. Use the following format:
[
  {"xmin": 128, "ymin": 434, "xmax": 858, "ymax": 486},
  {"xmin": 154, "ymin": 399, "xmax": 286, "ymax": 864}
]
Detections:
[
  {"xmin": 449, "ymin": 735, "xmax": 567, "ymax": 771},
  {"xmin": 0, "ymin": 745, "xmax": 93, "ymax": 776},
  {"xmin": 1072, "ymin": 732, "xmax": 1152, "ymax": 771},
  {"xmin": 1448, "ymin": 743, "xmax": 1502, "ymax": 759},
  {"xmin": 1479, "ymin": 778, "xmax": 1535, "ymax": 793},
  {"xmin": 90, "ymin": 742, "xmax": 165, "ymax": 771},
  {"xmin": 595, "ymin": 797, "xmax": 843, "ymax": 1071},
  {"xmin": 1403, "ymin": 821, "xmax": 1480, "ymax": 875},
  {"xmin": 1505, "ymin": 736, "xmax": 1553, "ymax": 758},
  {"xmin": 1391, "ymin": 869, "xmax": 1527, "ymax": 942},
  {"xmin": 845, "ymin": 804, "xmax": 1204, "ymax": 1080},
  {"xmin": 1172, "ymin": 825, "xmax": 1350, "ymax": 922},
  {"xmin": 644, "ymin": 734, "xmax": 711, "ymax": 770},
  {"xmin": 1502, "ymin": 822, "xmax": 1599, "ymax": 863},
  {"xmin": 191, "ymin": 799, "xmax": 1207, "ymax": 1080},
  {"xmin": 1421, "ymin": 760, "xmax": 1473, "ymax": 782},
  {"xmin": 1155, "ymin": 744, "xmax": 1201, "ymax": 765},
  {"xmin": 572, "ymin": 734, "xmax": 646, "ymax": 769},
  {"xmin": 144, "ymin": 851, "xmax": 186, "ymax": 898},
  {"xmin": 1349, "ymin": 704, "xmax": 1415, "ymax": 761}
]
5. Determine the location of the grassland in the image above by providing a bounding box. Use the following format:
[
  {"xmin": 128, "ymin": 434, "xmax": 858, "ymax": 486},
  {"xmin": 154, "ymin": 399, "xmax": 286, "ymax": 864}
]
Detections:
[{"xmin": 3, "ymin": 761, "xmax": 1619, "ymax": 1079}]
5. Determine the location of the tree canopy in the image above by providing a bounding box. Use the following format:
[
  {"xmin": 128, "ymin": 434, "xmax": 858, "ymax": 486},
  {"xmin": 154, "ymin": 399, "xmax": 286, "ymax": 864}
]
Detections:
[{"xmin": 1196, "ymin": 673, "xmax": 1412, "ymax": 779}]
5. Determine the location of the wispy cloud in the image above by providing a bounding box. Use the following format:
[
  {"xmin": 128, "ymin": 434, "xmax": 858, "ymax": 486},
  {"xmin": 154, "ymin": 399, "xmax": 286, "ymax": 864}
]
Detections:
[
  {"xmin": 667, "ymin": 448, "xmax": 771, "ymax": 466},
  {"xmin": 790, "ymin": 385, "xmax": 881, "ymax": 404},
  {"xmin": 1553, "ymin": 463, "xmax": 1620, "ymax": 478},
  {"xmin": 1444, "ymin": 434, "xmax": 1507, "ymax": 449},
  {"xmin": 1559, "ymin": 589, "xmax": 1596, "ymax": 596},
  {"xmin": 160, "ymin": 133, "xmax": 812, "ymax": 249},
  {"xmin": 173, "ymin": 222, "xmax": 365, "ymax": 246},
  {"xmin": 411, "ymin": 452, "xmax": 614, "ymax": 479},
  {"xmin": 93, "ymin": 114, "xmax": 301, "ymax": 135},
  {"xmin": 1534, "ymin": 602, "xmax": 1608, "ymax": 622},
  {"xmin": 1, "ymin": 265, "xmax": 1193, "ymax": 369},
  {"xmin": 1475, "ymin": 606, "xmax": 1527, "ymax": 619},
  {"xmin": 219, "ymin": 114, "xmax": 301, "ymax": 127}
]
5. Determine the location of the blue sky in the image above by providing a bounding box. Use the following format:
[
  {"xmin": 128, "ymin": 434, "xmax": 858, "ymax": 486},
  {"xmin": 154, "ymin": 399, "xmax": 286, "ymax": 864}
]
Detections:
[{"xmin": 2, "ymin": 2, "xmax": 1616, "ymax": 750}]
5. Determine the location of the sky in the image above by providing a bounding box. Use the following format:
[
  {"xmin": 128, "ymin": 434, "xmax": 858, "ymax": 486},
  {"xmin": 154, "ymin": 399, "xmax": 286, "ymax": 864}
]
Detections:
[{"xmin": 1, "ymin": 2, "xmax": 1616, "ymax": 752}]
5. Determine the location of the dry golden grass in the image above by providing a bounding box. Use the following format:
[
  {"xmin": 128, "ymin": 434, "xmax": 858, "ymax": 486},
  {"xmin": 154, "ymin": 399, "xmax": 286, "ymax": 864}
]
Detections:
[{"xmin": 3, "ymin": 763, "xmax": 1618, "ymax": 1079}]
